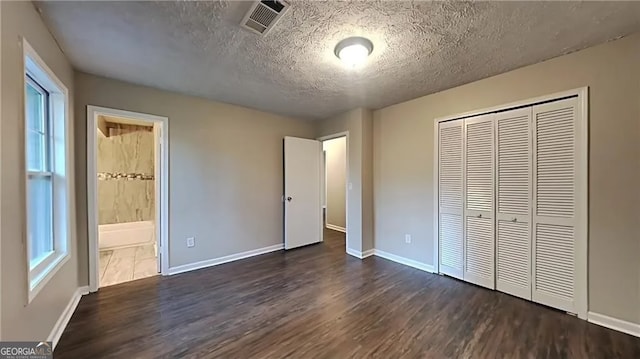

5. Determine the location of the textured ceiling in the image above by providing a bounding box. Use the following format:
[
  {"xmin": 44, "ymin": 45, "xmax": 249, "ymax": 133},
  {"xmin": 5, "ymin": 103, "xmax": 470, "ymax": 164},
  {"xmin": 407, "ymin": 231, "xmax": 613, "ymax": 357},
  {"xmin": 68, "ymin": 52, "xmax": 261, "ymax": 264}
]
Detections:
[{"xmin": 37, "ymin": 1, "xmax": 640, "ymax": 120}]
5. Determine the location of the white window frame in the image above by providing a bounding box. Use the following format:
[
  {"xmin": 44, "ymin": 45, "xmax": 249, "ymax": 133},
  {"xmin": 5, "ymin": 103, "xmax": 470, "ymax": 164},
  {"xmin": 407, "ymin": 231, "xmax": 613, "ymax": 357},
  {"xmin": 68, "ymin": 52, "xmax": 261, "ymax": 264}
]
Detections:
[{"xmin": 23, "ymin": 39, "xmax": 71, "ymax": 303}]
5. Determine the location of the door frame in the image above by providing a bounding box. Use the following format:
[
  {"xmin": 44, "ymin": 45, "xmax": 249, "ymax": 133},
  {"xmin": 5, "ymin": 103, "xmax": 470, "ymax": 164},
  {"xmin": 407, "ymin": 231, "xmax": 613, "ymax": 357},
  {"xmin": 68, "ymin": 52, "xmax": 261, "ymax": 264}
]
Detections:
[
  {"xmin": 86, "ymin": 105, "xmax": 169, "ymax": 292},
  {"xmin": 432, "ymin": 87, "xmax": 588, "ymax": 319},
  {"xmin": 318, "ymin": 131, "xmax": 349, "ymax": 253}
]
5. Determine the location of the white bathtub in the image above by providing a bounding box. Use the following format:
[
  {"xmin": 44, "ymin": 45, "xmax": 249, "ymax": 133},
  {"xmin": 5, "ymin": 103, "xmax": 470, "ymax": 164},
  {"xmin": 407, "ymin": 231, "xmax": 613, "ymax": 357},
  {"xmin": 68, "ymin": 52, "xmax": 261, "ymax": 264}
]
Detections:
[{"xmin": 99, "ymin": 220, "xmax": 155, "ymax": 250}]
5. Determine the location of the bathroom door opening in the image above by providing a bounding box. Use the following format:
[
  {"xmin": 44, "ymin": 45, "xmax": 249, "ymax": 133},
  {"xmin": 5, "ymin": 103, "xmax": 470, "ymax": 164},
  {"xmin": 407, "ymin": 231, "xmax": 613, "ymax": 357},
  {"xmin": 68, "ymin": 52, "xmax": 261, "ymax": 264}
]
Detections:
[
  {"xmin": 86, "ymin": 106, "xmax": 169, "ymax": 291},
  {"xmin": 318, "ymin": 133, "xmax": 348, "ymax": 252}
]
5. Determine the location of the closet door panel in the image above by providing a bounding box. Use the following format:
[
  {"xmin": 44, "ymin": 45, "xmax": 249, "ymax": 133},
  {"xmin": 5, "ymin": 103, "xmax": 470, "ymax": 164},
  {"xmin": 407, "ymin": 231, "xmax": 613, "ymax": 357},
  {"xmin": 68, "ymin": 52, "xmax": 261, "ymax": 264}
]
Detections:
[
  {"xmin": 463, "ymin": 114, "xmax": 495, "ymax": 289},
  {"xmin": 495, "ymin": 108, "xmax": 532, "ymax": 300},
  {"xmin": 532, "ymin": 98, "xmax": 579, "ymax": 313},
  {"xmin": 464, "ymin": 216, "xmax": 494, "ymax": 286},
  {"xmin": 497, "ymin": 220, "xmax": 531, "ymax": 299},
  {"xmin": 438, "ymin": 119, "xmax": 464, "ymax": 279},
  {"xmin": 440, "ymin": 213, "xmax": 463, "ymax": 275}
]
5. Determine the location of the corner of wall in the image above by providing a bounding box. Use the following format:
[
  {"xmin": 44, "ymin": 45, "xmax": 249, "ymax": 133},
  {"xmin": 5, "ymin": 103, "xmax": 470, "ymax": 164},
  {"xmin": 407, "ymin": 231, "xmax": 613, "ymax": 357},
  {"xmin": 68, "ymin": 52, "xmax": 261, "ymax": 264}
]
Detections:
[{"xmin": 360, "ymin": 108, "xmax": 375, "ymax": 252}]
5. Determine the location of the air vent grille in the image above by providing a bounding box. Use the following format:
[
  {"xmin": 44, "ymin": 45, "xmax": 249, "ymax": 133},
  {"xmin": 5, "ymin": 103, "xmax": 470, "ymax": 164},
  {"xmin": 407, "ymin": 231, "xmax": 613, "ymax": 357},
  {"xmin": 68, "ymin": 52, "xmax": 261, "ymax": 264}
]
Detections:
[
  {"xmin": 250, "ymin": 5, "xmax": 278, "ymax": 28},
  {"xmin": 241, "ymin": 0, "xmax": 289, "ymax": 36}
]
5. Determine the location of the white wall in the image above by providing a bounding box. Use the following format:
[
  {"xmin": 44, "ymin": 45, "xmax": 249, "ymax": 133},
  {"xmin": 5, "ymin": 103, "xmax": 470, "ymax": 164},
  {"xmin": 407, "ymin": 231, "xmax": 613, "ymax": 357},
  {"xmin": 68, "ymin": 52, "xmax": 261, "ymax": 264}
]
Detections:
[
  {"xmin": 323, "ymin": 137, "xmax": 346, "ymax": 230},
  {"xmin": 1, "ymin": 1, "xmax": 79, "ymax": 340},
  {"xmin": 373, "ymin": 33, "xmax": 640, "ymax": 324}
]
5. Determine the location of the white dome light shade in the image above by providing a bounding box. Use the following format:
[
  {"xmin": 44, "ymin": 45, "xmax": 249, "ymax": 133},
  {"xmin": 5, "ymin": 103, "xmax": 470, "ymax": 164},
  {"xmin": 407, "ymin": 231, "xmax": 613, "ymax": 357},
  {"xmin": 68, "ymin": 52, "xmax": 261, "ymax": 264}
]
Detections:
[
  {"xmin": 334, "ymin": 37, "xmax": 373, "ymax": 68},
  {"xmin": 338, "ymin": 44, "xmax": 369, "ymax": 67}
]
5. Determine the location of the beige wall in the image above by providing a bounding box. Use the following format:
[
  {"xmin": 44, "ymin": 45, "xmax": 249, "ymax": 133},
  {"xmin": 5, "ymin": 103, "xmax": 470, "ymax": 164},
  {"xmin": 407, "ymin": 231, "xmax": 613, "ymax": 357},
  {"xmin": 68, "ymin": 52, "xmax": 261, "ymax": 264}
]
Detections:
[
  {"xmin": 323, "ymin": 137, "xmax": 346, "ymax": 229},
  {"xmin": 1, "ymin": 1, "xmax": 79, "ymax": 340},
  {"xmin": 361, "ymin": 109, "xmax": 374, "ymax": 253},
  {"xmin": 97, "ymin": 123, "xmax": 154, "ymax": 225},
  {"xmin": 75, "ymin": 72, "xmax": 316, "ymax": 274},
  {"xmin": 317, "ymin": 108, "xmax": 374, "ymax": 252},
  {"xmin": 373, "ymin": 33, "xmax": 640, "ymax": 323}
]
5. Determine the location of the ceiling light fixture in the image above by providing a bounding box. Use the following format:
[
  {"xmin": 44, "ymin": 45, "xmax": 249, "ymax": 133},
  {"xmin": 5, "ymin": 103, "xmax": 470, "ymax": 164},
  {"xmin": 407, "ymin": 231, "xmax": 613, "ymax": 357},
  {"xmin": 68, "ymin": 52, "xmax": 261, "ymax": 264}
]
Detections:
[{"xmin": 334, "ymin": 37, "xmax": 374, "ymax": 68}]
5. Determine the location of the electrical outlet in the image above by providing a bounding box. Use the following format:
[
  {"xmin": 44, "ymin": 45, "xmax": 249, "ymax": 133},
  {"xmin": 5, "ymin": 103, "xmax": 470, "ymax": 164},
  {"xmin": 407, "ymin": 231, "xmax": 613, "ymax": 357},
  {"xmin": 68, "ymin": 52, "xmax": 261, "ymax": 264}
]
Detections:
[
  {"xmin": 186, "ymin": 237, "xmax": 195, "ymax": 248},
  {"xmin": 405, "ymin": 234, "xmax": 411, "ymax": 244}
]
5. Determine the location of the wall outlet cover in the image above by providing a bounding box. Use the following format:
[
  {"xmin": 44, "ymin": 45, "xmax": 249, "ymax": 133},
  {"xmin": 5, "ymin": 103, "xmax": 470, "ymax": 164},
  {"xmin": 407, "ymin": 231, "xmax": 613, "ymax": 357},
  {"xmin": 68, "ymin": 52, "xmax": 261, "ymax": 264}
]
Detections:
[{"xmin": 186, "ymin": 237, "xmax": 195, "ymax": 248}]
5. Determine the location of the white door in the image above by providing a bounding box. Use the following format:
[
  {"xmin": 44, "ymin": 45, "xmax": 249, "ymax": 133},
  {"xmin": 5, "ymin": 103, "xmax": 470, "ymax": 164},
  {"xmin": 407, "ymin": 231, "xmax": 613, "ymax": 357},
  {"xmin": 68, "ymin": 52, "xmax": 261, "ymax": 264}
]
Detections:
[
  {"xmin": 438, "ymin": 119, "xmax": 464, "ymax": 279},
  {"xmin": 532, "ymin": 98, "xmax": 581, "ymax": 313},
  {"xmin": 495, "ymin": 108, "xmax": 532, "ymax": 300},
  {"xmin": 463, "ymin": 114, "xmax": 495, "ymax": 289},
  {"xmin": 284, "ymin": 136, "xmax": 322, "ymax": 250}
]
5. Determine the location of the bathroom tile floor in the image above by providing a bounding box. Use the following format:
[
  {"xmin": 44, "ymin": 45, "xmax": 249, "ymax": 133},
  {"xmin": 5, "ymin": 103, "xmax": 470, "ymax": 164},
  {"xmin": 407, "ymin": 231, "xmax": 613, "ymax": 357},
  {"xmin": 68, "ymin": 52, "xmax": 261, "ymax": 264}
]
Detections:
[{"xmin": 100, "ymin": 244, "xmax": 158, "ymax": 287}]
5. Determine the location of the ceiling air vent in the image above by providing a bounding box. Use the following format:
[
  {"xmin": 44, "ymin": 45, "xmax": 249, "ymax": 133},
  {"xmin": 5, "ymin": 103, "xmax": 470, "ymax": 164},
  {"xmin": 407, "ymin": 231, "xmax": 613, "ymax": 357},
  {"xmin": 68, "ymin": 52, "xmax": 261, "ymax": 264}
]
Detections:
[{"xmin": 241, "ymin": 0, "xmax": 289, "ymax": 36}]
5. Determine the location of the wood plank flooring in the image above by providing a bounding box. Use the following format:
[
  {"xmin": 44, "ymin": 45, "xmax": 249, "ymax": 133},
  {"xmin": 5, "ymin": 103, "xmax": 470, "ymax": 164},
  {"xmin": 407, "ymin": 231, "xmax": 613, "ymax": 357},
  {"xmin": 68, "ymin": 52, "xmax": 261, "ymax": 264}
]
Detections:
[{"xmin": 55, "ymin": 229, "xmax": 640, "ymax": 358}]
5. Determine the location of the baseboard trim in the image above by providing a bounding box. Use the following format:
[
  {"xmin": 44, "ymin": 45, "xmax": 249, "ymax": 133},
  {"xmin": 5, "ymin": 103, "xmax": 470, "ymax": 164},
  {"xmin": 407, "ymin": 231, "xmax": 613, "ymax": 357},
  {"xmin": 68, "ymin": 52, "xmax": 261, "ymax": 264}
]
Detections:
[
  {"xmin": 168, "ymin": 244, "xmax": 284, "ymax": 275},
  {"xmin": 588, "ymin": 312, "xmax": 640, "ymax": 337},
  {"xmin": 49, "ymin": 286, "xmax": 89, "ymax": 349},
  {"xmin": 346, "ymin": 247, "xmax": 374, "ymax": 259},
  {"xmin": 325, "ymin": 224, "xmax": 346, "ymax": 233},
  {"xmin": 346, "ymin": 247, "xmax": 361, "ymax": 258},
  {"xmin": 373, "ymin": 249, "xmax": 435, "ymax": 273},
  {"xmin": 362, "ymin": 249, "xmax": 375, "ymax": 258}
]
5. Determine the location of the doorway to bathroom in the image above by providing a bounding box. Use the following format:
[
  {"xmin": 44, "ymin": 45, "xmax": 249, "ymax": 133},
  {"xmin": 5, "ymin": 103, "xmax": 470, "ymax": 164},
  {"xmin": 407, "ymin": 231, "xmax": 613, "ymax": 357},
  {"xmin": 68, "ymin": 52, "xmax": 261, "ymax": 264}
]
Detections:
[
  {"xmin": 86, "ymin": 106, "xmax": 169, "ymax": 291},
  {"xmin": 319, "ymin": 133, "xmax": 348, "ymax": 252}
]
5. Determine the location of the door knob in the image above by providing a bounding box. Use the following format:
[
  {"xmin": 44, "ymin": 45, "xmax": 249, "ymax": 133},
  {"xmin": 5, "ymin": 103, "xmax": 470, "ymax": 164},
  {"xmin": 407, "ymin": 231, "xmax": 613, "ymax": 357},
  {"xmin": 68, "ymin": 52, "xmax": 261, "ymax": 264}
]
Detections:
[
  {"xmin": 477, "ymin": 214, "xmax": 482, "ymax": 218},
  {"xmin": 512, "ymin": 217, "xmax": 518, "ymax": 222},
  {"xmin": 286, "ymin": 196, "xmax": 292, "ymax": 202}
]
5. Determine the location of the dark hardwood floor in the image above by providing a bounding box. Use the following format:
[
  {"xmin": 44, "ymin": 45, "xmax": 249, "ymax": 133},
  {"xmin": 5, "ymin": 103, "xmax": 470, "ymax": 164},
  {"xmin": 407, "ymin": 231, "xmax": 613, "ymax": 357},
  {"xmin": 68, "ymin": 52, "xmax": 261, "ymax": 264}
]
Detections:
[{"xmin": 56, "ymin": 229, "xmax": 640, "ymax": 358}]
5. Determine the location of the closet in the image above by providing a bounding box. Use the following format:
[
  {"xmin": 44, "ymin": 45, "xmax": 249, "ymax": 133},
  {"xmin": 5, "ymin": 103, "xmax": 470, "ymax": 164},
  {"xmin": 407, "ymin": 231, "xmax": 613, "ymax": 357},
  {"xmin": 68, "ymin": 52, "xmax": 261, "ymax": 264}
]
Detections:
[{"xmin": 437, "ymin": 93, "xmax": 586, "ymax": 316}]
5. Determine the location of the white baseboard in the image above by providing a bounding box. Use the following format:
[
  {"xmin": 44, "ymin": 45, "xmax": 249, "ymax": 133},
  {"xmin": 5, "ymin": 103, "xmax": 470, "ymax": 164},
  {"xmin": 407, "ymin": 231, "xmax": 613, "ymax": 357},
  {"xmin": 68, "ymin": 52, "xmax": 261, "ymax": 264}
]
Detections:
[
  {"xmin": 373, "ymin": 249, "xmax": 435, "ymax": 273},
  {"xmin": 588, "ymin": 312, "xmax": 640, "ymax": 337},
  {"xmin": 362, "ymin": 249, "xmax": 375, "ymax": 258},
  {"xmin": 168, "ymin": 244, "xmax": 284, "ymax": 275},
  {"xmin": 346, "ymin": 247, "xmax": 361, "ymax": 258},
  {"xmin": 49, "ymin": 286, "xmax": 89, "ymax": 349},
  {"xmin": 346, "ymin": 247, "xmax": 374, "ymax": 259},
  {"xmin": 325, "ymin": 224, "xmax": 346, "ymax": 233}
]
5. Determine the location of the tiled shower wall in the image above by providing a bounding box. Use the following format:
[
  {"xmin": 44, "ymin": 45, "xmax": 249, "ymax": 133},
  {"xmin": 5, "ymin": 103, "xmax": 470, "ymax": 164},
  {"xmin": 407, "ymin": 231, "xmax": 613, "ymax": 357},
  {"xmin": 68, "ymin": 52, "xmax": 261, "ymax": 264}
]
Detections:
[{"xmin": 98, "ymin": 124, "xmax": 154, "ymax": 225}]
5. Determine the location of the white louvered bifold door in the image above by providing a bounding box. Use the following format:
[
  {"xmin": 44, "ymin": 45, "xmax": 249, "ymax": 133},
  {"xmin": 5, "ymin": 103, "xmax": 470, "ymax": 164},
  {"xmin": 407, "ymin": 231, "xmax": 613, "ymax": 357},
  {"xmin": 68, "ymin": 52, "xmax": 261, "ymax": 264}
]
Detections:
[
  {"xmin": 463, "ymin": 114, "xmax": 495, "ymax": 289},
  {"xmin": 495, "ymin": 108, "xmax": 532, "ymax": 300},
  {"xmin": 438, "ymin": 119, "xmax": 464, "ymax": 280},
  {"xmin": 532, "ymin": 98, "xmax": 580, "ymax": 313}
]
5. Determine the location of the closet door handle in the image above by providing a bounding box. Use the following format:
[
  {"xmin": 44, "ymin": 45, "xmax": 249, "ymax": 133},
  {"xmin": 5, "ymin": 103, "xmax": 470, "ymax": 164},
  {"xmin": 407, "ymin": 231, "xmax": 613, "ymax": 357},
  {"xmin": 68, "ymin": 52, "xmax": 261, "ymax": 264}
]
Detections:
[
  {"xmin": 477, "ymin": 214, "xmax": 483, "ymax": 218},
  {"xmin": 512, "ymin": 217, "xmax": 518, "ymax": 222}
]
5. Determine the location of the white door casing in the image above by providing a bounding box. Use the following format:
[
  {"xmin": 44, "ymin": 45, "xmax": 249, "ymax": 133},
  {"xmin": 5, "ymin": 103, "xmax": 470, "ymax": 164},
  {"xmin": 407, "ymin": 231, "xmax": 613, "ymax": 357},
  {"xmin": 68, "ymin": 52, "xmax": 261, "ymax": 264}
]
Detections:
[
  {"xmin": 86, "ymin": 105, "xmax": 169, "ymax": 292},
  {"xmin": 463, "ymin": 114, "xmax": 495, "ymax": 289},
  {"xmin": 154, "ymin": 124, "xmax": 162, "ymax": 273},
  {"xmin": 284, "ymin": 136, "xmax": 322, "ymax": 250},
  {"xmin": 495, "ymin": 107, "xmax": 532, "ymax": 300}
]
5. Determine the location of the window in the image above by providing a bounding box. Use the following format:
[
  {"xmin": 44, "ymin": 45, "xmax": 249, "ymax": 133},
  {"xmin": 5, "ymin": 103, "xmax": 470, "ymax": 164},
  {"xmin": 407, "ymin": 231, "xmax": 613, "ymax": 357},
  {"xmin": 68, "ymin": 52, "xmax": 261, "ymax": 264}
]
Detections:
[
  {"xmin": 24, "ymin": 40, "xmax": 70, "ymax": 302},
  {"xmin": 26, "ymin": 76, "xmax": 54, "ymax": 266}
]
